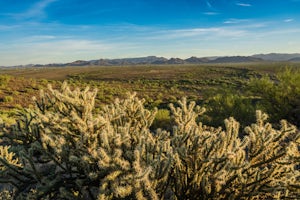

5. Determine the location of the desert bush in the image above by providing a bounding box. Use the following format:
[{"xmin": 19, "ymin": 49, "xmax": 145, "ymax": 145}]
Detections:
[
  {"xmin": 249, "ymin": 67, "xmax": 300, "ymax": 127},
  {"xmin": 202, "ymin": 90, "xmax": 256, "ymax": 129},
  {"xmin": 0, "ymin": 110, "xmax": 17, "ymax": 125},
  {"xmin": 0, "ymin": 83, "xmax": 299, "ymax": 199},
  {"xmin": 151, "ymin": 109, "xmax": 173, "ymax": 131},
  {"xmin": 3, "ymin": 95, "xmax": 14, "ymax": 103},
  {"xmin": 0, "ymin": 75, "xmax": 10, "ymax": 87}
]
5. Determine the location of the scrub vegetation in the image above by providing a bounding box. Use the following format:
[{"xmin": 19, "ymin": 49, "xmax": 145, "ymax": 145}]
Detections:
[{"xmin": 0, "ymin": 63, "xmax": 299, "ymax": 199}]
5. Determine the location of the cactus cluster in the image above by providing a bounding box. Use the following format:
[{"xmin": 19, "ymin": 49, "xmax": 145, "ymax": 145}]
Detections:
[{"xmin": 0, "ymin": 82, "xmax": 299, "ymax": 199}]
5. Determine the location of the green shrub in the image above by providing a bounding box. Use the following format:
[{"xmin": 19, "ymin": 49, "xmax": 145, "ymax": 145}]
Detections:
[
  {"xmin": 0, "ymin": 110, "xmax": 17, "ymax": 125},
  {"xmin": 0, "ymin": 83, "xmax": 299, "ymax": 199},
  {"xmin": 0, "ymin": 75, "xmax": 10, "ymax": 87},
  {"xmin": 151, "ymin": 109, "xmax": 172, "ymax": 131},
  {"xmin": 249, "ymin": 68, "xmax": 300, "ymax": 127},
  {"xmin": 202, "ymin": 91, "xmax": 256, "ymax": 129},
  {"xmin": 3, "ymin": 96, "xmax": 13, "ymax": 103}
]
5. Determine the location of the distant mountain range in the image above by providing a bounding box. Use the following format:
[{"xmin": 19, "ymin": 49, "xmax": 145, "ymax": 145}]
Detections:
[
  {"xmin": 4, "ymin": 53, "xmax": 300, "ymax": 67},
  {"xmin": 252, "ymin": 53, "xmax": 300, "ymax": 61}
]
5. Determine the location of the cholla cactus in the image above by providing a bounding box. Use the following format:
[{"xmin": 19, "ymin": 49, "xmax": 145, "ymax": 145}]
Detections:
[
  {"xmin": 0, "ymin": 82, "xmax": 299, "ymax": 199},
  {"xmin": 0, "ymin": 146, "xmax": 22, "ymax": 170},
  {"xmin": 167, "ymin": 99, "xmax": 300, "ymax": 199},
  {"xmin": 0, "ymin": 145, "xmax": 22, "ymax": 199},
  {"xmin": 168, "ymin": 98, "xmax": 249, "ymax": 199},
  {"xmin": 0, "ymin": 82, "xmax": 170, "ymax": 199},
  {"xmin": 93, "ymin": 93, "xmax": 170, "ymax": 200}
]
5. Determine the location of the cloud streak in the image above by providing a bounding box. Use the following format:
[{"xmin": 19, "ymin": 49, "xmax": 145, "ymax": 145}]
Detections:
[
  {"xmin": 1, "ymin": 17, "xmax": 300, "ymax": 66},
  {"xmin": 0, "ymin": 25, "xmax": 21, "ymax": 31},
  {"xmin": 8, "ymin": 0, "xmax": 58, "ymax": 20},
  {"xmin": 224, "ymin": 18, "xmax": 250, "ymax": 24},
  {"xmin": 203, "ymin": 12, "xmax": 219, "ymax": 15},
  {"xmin": 206, "ymin": 0, "xmax": 213, "ymax": 9},
  {"xmin": 157, "ymin": 27, "xmax": 247, "ymax": 39},
  {"xmin": 236, "ymin": 3, "xmax": 252, "ymax": 7},
  {"xmin": 0, "ymin": 38, "xmax": 120, "ymax": 65},
  {"xmin": 284, "ymin": 18, "xmax": 294, "ymax": 22}
]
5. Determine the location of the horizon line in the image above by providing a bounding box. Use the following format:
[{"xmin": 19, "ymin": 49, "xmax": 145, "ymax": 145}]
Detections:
[{"xmin": 2, "ymin": 52, "xmax": 300, "ymax": 67}]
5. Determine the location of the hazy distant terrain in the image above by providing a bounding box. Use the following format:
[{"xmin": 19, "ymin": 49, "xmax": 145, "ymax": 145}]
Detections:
[
  {"xmin": 252, "ymin": 53, "xmax": 300, "ymax": 61},
  {"xmin": 2, "ymin": 53, "xmax": 300, "ymax": 68}
]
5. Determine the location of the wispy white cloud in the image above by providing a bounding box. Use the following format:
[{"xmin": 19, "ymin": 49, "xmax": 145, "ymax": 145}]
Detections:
[
  {"xmin": 0, "ymin": 33, "xmax": 142, "ymax": 65},
  {"xmin": 204, "ymin": 0, "xmax": 218, "ymax": 11},
  {"xmin": 252, "ymin": 28, "xmax": 300, "ymax": 38},
  {"xmin": 0, "ymin": 25, "xmax": 21, "ymax": 30},
  {"xmin": 236, "ymin": 3, "xmax": 252, "ymax": 7},
  {"xmin": 25, "ymin": 35, "xmax": 57, "ymax": 41},
  {"xmin": 8, "ymin": 0, "xmax": 58, "ymax": 20},
  {"xmin": 1, "ymin": 18, "xmax": 300, "ymax": 66},
  {"xmin": 206, "ymin": 0, "xmax": 213, "ymax": 9},
  {"xmin": 203, "ymin": 12, "xmax": 219, "ymax": 15},
  {"xmin": 173, "ymin": 28, "xmax": 245, "ymax": 37},
  {"xmin": 284, "ymin": 18, "xmax": 294, "ymax": 22},
  {"xmin": 224, "ymin": 18, "xmax": 250, "ymax": 24},
  {"xmin": 143, "ymin": 26, "xmax": 248, "ymax": 41},
  {"xmin": 34, "ymin": 39, "xmax": 113, "ymax": 53}
]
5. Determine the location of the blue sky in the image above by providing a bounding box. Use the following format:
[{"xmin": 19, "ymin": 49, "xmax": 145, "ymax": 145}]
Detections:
[{"xmin": 0, "ymin": 0, "xmax": 300, "ymax": 66}]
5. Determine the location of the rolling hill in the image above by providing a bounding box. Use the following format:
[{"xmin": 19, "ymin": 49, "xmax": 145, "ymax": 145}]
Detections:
[{"xmin": 3, "ymin": 53, "xmax": 300, "ymax": 68}]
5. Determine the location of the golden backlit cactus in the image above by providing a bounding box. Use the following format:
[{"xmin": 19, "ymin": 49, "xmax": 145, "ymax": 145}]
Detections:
[
  {"xmin": 168, "ymin": 98, "xmax": 250, "ymax": 199},
  {"xmin": 0, "ymin": 146, "xmax": 22, "ymax": 170},
  {"xmin": 0, "ymin": 83, "xmax": 299, "ymax": 199},
  {"xmin": 167, "ymin": 99, "xmax": 300, "ymax": 199},
  {"xmin": 0, "ymin": 83, "xmax": 170, "ymax": 199}
]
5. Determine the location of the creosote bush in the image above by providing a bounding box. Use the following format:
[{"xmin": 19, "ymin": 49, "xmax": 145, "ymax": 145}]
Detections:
[
  {"xmin": 0, "ymin": 82, "xmax": 299, "ymax": 199},
  {"xmin": 249, "ymin": 67, "xmax": 300, "ymax": 127}
]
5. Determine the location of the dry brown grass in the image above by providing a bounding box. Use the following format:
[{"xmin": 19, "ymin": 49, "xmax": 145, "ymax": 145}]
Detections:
[{"xmin": 0, "ymin": 63, "xmax": 298, "ymax": 111}]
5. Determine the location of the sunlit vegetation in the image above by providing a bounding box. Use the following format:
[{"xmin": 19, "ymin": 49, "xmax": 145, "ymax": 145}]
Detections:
[
  {"xmin": 0, "ymin": 63, "xmax": 299, "ymax": 128},
  {"xmin": 0, "ymin": 82, "xmax": 299, "ymax": 199}
]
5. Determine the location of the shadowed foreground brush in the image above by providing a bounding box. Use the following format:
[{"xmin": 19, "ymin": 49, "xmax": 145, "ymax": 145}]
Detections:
[{"xmin": 0, "ymin": 82, "xmax": 299, "ymax": 199}]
